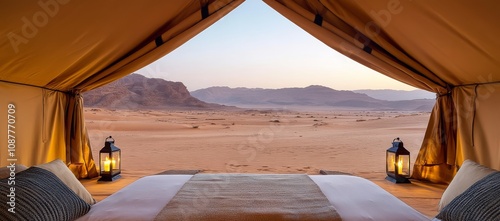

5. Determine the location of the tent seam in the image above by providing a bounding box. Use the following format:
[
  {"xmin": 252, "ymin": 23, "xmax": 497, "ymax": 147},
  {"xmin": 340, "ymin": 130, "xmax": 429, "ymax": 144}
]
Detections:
[
  {"xmin": 0, "ymin": 79, "xmax": 69, "ymax": 93},
  {"xmin": 455, "ymin": 81, "xmax": 500, "ymax": 87}
]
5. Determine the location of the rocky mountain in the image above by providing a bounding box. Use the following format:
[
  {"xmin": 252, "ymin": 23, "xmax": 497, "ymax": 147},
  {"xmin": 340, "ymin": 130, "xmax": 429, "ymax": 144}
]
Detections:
[
  {"xmin": 83, "ymin": 74, "xmax": 435, "ymax": 111},
  {"xmin": 354, "ymin": 89, "xmax": 435, "ymax": 101},
  {"xmin": 83, "ymin": 74, "xmax": 224, "ymax": 109},
  {"xmin": 191, "ymin": 86, "xmax": 435, "ymax": 111}
]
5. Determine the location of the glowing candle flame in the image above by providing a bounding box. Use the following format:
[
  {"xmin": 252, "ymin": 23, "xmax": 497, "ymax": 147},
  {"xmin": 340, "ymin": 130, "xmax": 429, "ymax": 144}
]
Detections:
[{"xmin": 104, "ymin": 157, "xmax": 111, "ymax": 172}]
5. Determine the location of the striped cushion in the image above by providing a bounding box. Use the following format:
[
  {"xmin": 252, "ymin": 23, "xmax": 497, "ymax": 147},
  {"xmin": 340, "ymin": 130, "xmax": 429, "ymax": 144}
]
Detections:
[
  {"xmin": 0, "ymin": 167, "xmax": 91, "ymax": 221},
  {"xmin": 436, "ymin": 171, "xmax": 500, "ymax": 221}
]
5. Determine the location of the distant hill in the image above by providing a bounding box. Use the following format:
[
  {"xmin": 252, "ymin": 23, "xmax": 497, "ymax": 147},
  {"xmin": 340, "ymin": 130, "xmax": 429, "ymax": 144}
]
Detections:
[
  {"xmin": 191, "ymin": 85, "xmax": 377, "ymax": 106},
  {"xmin": 83, "ymin": 75, "xmax": 435, "ymax": 111},
  {"xmin": 191, "ymin": 86, "xmax": 435, "ymax": 111},
  {"xmin": 83, "ymin": 74, "xmax": 226, "ymax": 110},
  {"xmin": 353, "ymin": 89, "xmax": 435, "ymax": 101}
]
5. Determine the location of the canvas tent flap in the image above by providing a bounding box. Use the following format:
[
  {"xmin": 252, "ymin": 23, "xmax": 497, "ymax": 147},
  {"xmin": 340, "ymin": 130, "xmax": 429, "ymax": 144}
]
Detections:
[
  {"xmin": 0, "ymin": 83, "xmax": 81, "ymax": 171},
  {"xmin": 0, "ymin": 0, "xmax": 244, "ymax": 177},
  {"xmin": 415, "ymin": 83, "xmax": 500, "ymax": 182},
  {"xmin": 412, "ymin": 95, "xmax": 456, "ymax": 183},
  {"xmin": 453, "ymin": 84, "xmax": 500, "ymax": 169},
  {"xmin": 264, "ymin": 0, "xmax": 500, "ymax": 183}
]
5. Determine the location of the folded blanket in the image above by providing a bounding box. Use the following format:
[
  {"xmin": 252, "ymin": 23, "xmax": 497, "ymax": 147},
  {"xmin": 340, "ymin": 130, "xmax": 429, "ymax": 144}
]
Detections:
[{"xmin": 154, "ymin": 174, "xmax": 341, "ymax": 221}]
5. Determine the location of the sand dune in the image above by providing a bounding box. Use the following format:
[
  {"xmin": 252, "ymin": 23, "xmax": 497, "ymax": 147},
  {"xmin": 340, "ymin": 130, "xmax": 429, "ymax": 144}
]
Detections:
[
  {"xmin": 86, "ymin": 108, "xmax": 427, "ymax": 175},
  {"xmin": 84, "ymin": 108, "xmax": 444, "ymax": 217}
]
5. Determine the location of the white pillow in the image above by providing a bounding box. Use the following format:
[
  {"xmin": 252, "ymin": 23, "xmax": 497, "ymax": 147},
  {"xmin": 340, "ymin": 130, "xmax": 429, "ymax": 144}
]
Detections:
[
  {"xmin": 438, "ymin": 159, "xmax": 497, "ymax": 211},
  {"xmin": 0, "ymin": 164, "xmax": 28, "ymax": 179},
  {"xmin": 35, "ymin": 159, "xmax": 96, "ymax": 205}
]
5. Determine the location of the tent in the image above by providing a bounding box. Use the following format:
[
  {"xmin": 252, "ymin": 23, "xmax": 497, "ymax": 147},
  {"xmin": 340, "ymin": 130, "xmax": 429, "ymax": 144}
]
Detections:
[{"xmin": 1, "ymin": 0, "xmax": 498, "ymax": 183}]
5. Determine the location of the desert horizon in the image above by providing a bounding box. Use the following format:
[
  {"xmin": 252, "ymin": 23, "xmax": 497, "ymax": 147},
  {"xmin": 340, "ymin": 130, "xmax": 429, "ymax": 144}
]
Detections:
[
  {"xmin": 83, "ymin": 73, "xmax": 436, "ymax": 112},
  {"xmin": 83, "ymin": 107, "xmax": 445, "ymax": 217}
]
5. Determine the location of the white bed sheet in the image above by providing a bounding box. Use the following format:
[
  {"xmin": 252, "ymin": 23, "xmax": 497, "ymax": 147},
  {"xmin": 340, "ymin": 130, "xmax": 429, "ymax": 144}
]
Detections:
[
  {"xmin": 77, "ymin": 174, "xmax": 430, "ymax": 221},
  {"xmin": 310, "ymin": 175, "xmax": 430, "ymax": 221},
  {"xmin": 77, "ymin": 175, "xmax": 192, "ymax": 221}
]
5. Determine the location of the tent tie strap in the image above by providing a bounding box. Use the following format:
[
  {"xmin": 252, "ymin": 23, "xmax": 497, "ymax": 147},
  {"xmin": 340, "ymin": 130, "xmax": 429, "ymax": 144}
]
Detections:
[
  {"xmin": 155, "ymin": 36, "xmax": 164, "ymax": 47},
  {"xmin": 472, "ymin": 85, "xmax": 478, "ymax": 148},
  {"xmin": 201, "ymin": 4, "xmax": 209, "ymax": 19},
  {"xmin": 436, "ymin": 91, "xmax": 451, "ymax": 98},
  {"xmin": 314, "ymin": 14, "xmax": 323, "ymax": 26}
]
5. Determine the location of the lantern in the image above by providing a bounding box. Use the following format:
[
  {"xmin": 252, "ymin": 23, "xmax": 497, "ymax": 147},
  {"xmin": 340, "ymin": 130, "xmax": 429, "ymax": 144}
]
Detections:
[
  {"xmin": 98, "ymin": 136, "xmax": 121, "ymax": 182},
  {"xmin": 386, "ymin": 137, "xmax": 411, "ymax": 183}
]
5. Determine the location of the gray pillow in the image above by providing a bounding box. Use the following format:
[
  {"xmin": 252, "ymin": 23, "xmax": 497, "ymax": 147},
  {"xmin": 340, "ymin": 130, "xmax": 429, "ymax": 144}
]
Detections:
[
  {"xmin": 0, "ymin": 167, "xmax": 91, "ymax": 221},
  {"xmin": 436, "ymin": 171, "xmax": 499, "ymax": 221}
]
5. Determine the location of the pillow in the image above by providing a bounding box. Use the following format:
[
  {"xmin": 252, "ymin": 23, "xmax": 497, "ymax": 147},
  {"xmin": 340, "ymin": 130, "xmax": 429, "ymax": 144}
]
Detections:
[
  {"xmin": 438, "ymin": 159, "xmax": 497, "ymax": 211},
  {"xmin": 35, "ymin": 159, "xmax": 96, "ymax": 204},
  {"xmin": 435, "ymin": 172, "xmax": 499, "ymax": 221},
  {"xmin": 0, "ymin": 164, "xmax": 28, "ymax": 179},
  {"xmin": 0, "ymin": 167, "xmax": 91, "ymax": 221}
]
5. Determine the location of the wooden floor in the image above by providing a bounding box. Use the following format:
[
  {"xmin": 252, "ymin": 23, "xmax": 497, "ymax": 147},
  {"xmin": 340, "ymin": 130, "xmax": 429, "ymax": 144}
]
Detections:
[
  {"xmin": 356, "ymin": 172, "xmax": 447, "ymax": 218},
  {"xmin": 81, "ymin": 171, "xmax": 447, "ymax": 219}
]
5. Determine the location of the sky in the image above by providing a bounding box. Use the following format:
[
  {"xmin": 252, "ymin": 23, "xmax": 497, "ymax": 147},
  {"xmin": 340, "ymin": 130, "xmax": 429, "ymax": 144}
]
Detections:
[{"xmin": 136, "ymin": 0, "xmax": 417, "ymax": 92}]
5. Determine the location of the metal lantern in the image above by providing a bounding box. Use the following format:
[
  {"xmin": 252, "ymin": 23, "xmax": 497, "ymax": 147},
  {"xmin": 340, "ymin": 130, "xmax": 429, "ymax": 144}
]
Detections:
[
  {"xmin": 98, "ymin": 136, "xmax": 121, "ymax": 182},
  {"xmin": 386, "ymin": 137, "xmax": 411, "ymax": 183}
]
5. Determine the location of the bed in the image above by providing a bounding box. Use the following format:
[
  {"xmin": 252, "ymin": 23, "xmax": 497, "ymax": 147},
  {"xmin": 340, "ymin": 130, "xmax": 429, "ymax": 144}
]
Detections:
[
  {"xmin": 76, "ymin": 174, "xmax": 429, "ymax": 221},
  {"xmin": 1, "ymin": 159, "xmax": 498, "ymax": 221}
]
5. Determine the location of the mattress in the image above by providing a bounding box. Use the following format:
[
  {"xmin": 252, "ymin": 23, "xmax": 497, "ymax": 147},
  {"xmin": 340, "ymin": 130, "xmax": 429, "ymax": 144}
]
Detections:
[{"xmin": 77, "ymin": 174, "xmax": 430, "ymax": 221}]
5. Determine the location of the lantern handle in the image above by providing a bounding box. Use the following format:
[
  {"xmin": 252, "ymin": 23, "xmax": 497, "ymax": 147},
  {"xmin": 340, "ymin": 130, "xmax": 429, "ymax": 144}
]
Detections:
[
  {"xmin": 105, "ymin": 136, "xmax": 115, "ymax": 143},
  {"xmin": 393, "ymin": 137, "xmax": 401, "ymax": 142}
]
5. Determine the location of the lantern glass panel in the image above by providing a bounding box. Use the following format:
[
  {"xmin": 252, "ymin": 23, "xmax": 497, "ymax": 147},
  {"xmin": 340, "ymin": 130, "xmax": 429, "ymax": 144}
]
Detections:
[
  {"xmin": 387, "ymin": 152, "xmax": 395, "ymax": 173},
  {"xmin": 398, "ymin": 155, "xmax": 410, "ymax": 176},
  {"xmin": 111, "ymin": 151, "xmax": 121, "ymax": 175}
]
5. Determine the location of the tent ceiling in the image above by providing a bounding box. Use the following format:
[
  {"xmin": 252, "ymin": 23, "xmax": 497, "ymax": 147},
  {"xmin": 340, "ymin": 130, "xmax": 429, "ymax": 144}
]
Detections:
[
  {"xmin": 337, "ymin": 0, "xmax": 500, "ymax": 86},
  {"xmin": 266, "ymin": 0, "xmax": 500, "ymax": 91},
  {"xmin": 0, "ymin": 0, "xmax": 223, "ymax": 91},
  {"xmin": 2, "ymin": 1, "xmax": 499, "ymax": 91}
]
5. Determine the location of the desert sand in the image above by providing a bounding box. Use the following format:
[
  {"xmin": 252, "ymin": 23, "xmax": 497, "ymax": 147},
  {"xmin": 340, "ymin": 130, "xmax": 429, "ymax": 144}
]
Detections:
[{"xmin": 82, "ymin": 108, "xmax": 446, "ymax": 218}]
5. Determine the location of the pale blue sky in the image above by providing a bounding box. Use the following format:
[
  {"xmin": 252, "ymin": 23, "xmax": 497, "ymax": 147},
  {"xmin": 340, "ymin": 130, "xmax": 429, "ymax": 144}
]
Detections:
[{"xmin": 137, "ymin": 0, "xmax": 417, "ymax": 92}]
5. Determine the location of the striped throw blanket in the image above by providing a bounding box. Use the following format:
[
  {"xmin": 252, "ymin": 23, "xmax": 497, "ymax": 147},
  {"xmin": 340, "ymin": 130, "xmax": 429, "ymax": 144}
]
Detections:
[{"xmin": 154, "ymin": 174, "xmax": 341, "ymax": 221}]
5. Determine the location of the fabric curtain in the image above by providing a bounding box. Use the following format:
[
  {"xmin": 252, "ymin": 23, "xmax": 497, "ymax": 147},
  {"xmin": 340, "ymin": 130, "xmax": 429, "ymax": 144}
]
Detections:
[
  {"xmin": 414, "ymin": 83, "xmax": 500, "ymax": 183},
  {"xmin": 412, "ymin": 94, "xmax": 456, "ymax": 183},
  {"xmin": 65, "ymin": 91, "xmax": 98, "ymax": 178}
]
